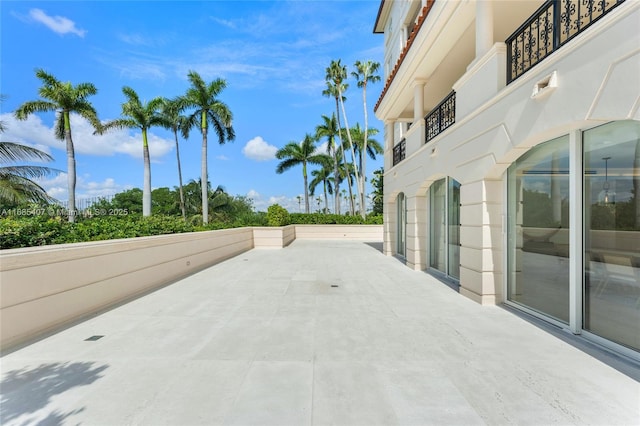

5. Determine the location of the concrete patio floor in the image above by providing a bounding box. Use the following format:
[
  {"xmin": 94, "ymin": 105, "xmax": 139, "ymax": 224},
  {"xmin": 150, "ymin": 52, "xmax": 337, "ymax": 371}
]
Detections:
[{"xmin": 1, "ymin": 240, "xmax": 639, "ymax": 425}]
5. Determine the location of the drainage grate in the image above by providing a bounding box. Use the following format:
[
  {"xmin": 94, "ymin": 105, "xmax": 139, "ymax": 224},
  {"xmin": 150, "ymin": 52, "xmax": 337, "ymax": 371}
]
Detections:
[
  {"xmin": 331, "ymin": 285, "xmax": 339, "ymax": 288},
  {"xmin": 85, "ymin": 335, "xmax": 104, "ymax": 341}
]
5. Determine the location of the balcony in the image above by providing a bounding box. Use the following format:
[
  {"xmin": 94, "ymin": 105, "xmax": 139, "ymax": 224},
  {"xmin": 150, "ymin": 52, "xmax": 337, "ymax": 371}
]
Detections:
[
  {"xmin": 392, "ymin": 138, "xmax": 406, "ymax": 166},
  {"xmin": 507, "ymin": 0, "xmax": 626, "ymax": 83},
  {"xmin": 1, "ymin": 238, "xmax": 638, "ymax": 424},
  {"xmin": 425, "ymin": 91, "xmax": 456, "ymax": 143}
]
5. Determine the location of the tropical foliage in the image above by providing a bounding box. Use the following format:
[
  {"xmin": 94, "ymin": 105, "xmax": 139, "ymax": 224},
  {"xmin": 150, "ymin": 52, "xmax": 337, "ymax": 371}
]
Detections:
[
  {"xmin": 14, "ymin": 69, "xmax": 100, "ymax": 222},
  {"xmin": 0, "ymin": 106, "xmax": 59, "ymax": 206},
  {"xmin": 97, "ymin": 87, "xmax": 165, "ymax": 217},
  {"xmin": 3, "ymin": 57, "xmax": 383, "ymax": 248},
  {"xmin": 275, "ymin": 134, "xmax": 331, "ymax": 214},
  {"xmin": 183, "ymin": 71, "xmax": 235, "ymax": 225}
]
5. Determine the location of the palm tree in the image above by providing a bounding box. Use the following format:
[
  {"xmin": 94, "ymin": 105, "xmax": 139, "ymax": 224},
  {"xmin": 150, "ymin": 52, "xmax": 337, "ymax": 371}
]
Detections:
[
  {"xmin": 182, "ymin": 179, "xmax": 229, "ymax": 224},
  {"xmin": 14, "ymin": 69, "xmax": 100, "ymax": 222},
  {"xmin": 349, "ymin": 124, "xmax": 383, "ymax": 176},
  {"xmin": 0, "ymin": 138, "xmax": 58, "ymax": 205},
  {"xmin": 309, "ymin": 163, "xmax": 334, "ymax": 213},
  {"xmin": 352, "ymin": 60, "xmax": 381, "ymax": 218},
  {"xmin": 315, "ymin": 113, "xmax": 342, "ymax": 214},
  {"xmin": 325, "ymin": 59, "xmax": 362, "ymax": 216},
  {"xmin": 183, "ymin": 70, "xmax": 235, "ymax": 225},
  {"xmin": 276, "ymin": 134, "xmax": 330, "ymax": 214},
  {"xmin": 98, "ymin": 87, "xmax": 164, "ymax": 216},
  {"xmin": 338, "ymin": 160, "xmax": 357, "ymax": 215},
  {"xmin": 159, "ymin": 97, "xmax": 189, "ymax": 220}
]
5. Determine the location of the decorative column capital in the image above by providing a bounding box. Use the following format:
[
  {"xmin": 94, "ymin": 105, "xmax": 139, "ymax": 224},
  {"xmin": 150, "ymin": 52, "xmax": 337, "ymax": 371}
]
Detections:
[{"xmin": 413, "ymin": 78, "xmax": 428, "ymax": 88}]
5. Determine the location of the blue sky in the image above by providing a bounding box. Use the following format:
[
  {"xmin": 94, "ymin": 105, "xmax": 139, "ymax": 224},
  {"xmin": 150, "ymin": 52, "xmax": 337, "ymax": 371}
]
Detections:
[{"xmin": 0, "ymin": 0, "xmax": 385, "ymax": 212}]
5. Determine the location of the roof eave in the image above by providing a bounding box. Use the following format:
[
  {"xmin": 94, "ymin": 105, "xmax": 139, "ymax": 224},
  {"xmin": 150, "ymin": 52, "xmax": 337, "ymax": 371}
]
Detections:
[{"xmin": 373, "ymin": 0, "xmax": 389, "ymax": 33}]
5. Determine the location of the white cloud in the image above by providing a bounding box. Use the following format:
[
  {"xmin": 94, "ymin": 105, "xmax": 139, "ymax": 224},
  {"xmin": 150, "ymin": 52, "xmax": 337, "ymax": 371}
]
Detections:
[
  {"xmin": 1, "ymin": 113, "xmax": 173, "ymax": 160},
  {"xmin": 37, "ymin": 173, "xmax": 126, "ymax": 202},
  {"xmin": 216, "ymin": 155, "xmax": 229, "ymax": 161},
  {"xmin": 314, "ymin": 141, "xmax": 329, "ymax": 156},
  {"xmin": 244, "ymin": 190, "xmax": 301, "ymax": 213},
  {"xmin": 242, "ymin": 136, "xmax": 277, "ymax": 161},
  {"xmin": 29, "ymin": 8, "xmax": 86, "ymax": 37},
  {"xmin": 210, "ymin": 17, "xmax": 236, "ymax": 29}
]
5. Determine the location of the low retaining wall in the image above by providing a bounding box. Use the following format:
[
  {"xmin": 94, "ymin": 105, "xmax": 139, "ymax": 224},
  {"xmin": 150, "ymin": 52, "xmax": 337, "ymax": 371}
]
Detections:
[
  {"xmin": 0, "ymin": 224, "xmax": 382, "ymax": 351},
  {"xmin": 0, "ymin": 228, "xmax": 254, "ymax": 351},
  {"xmin": 295, "ymin": 224, "xmax": 383, "ymax": 240},
  {"xmin": 253, "ymin": 225, "xmax": 296, "ymax": 248}
]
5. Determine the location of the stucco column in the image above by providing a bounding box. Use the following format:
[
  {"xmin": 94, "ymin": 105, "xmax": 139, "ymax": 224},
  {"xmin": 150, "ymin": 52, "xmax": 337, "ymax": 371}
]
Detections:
[
  {"xmin": 406, "ymin": 194, "xmax": 427, "ymax": 270},
  {"xmin": 459, "ymin": 179, "xmax": 503, "ymax": 305},
  {"xmin": 476, "ymin": 0, "xmax": 494, "ymax": 59},
  {"xmin": 384, "ymin": 120, "xmax": 395, "ymax": 171},
  {"xmin": 413, "ymin": 79, "xmax": 427, "ymax": 123}
]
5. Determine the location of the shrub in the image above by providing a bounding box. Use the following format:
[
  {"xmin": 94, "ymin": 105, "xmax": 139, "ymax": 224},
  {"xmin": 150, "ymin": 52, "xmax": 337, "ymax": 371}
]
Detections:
[
  {"xmin": 267, "ymin": 204, "xmax": 290, "ymax": 226},
  {"xmin": 287, "ymin": 213, "xmax": 383, "ymax": 225}
]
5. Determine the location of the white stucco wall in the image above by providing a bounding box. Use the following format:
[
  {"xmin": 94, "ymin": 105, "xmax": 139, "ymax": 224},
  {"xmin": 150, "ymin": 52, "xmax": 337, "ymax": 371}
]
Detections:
[{"xmin": 379, "ymin": 1, "xmax": 640, "ymax": 303}]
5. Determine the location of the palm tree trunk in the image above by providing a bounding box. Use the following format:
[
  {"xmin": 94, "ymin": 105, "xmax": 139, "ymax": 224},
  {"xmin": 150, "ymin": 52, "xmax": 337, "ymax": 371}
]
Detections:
[
  {"xmin": 201, "ymin": 112, "xmax": 209, "ymax": 225},
  {"xmin": 346, "ymin": 172, "xmax": 355, "ymax": 215},
  {"xmin": 63, "ymin": 112, "xmax": 76, "ymax": 223},
  {"xmin": 360, "ymin": 82, "xmax": 369, "ymax": 219},
  {"xmin": 334, "ymin": 98, "xmax": 344, "ymax": 215},
  {"xmin": 303, "ymin": 162, "xmax": 310, "ymax": 214},
  {"xmin": 337, "ymin": 89, "xmax": 363, "ymax": 216},
  {"xmin": 173, "ymin": 130, "xmax": 186, "ymax": 220},
  {"xmin": 142, "ymin": 129, "xmax": 152, "ymax": 217},
  {"xmin": 323, "ymin": 180, "xmax": 328, "ymax": 214}
]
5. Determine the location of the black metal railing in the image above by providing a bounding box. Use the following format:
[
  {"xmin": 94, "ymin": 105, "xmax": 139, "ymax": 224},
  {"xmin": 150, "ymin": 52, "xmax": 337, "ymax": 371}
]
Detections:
[
  {"xmin": 392, "ymin": 139, "xmax": 406, "ymax": 166},
  {"xmin": 507, "ymin": 0, "xmax": 625, "ymax": 83},
  {"xmin": 425, "ymin": 91, "xmax": 456, "ymax": 143}
]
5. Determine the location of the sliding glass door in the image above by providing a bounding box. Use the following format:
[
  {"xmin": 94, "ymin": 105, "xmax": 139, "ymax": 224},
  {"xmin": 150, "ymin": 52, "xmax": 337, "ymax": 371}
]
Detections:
[
  {"xmin": 507, "ymin": 136, "xmax": 570, "ymax": 323},
  {"xmin": 583, "ymin": 121, "xmax": 640, "ymax": 352},
  {"xmin": 430, "ymin": 178, "xmax": 460, "ymax": 279}
]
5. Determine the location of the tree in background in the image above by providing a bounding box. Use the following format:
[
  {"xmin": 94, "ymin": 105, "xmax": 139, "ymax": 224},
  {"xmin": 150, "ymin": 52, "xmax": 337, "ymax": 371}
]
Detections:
[
  {"xmin": 348, "ymin": 124, "xmax": 383, "ymax": 188},
  {"xmin": 93, "ymin": 188, "xmax": 143, "ymax": 214},
  {"xmin": 370, "ymin": 167, "xmax": 384, "ymax": 215},
  {"xmin": 183, "ymin": 71, "xmax": 235, "ymax": 225},
  {"xmin": 97, "ymin": 87, "xmax": 164, "ymax": 217},
  {"xmin": 159, "ymin": 97, "xmax": 190, "ymax": 220},
  {"xmin": 309, "ymin": 163, "xmax": 334, "ymax": 213},
  {"xmin": 323, "ymin": 73, "xmax": 349, "ymax": 215},
  {"xmin": 326, "ymin": 59, "xmax": 362, "ymax": 217},
  {"xmin": 15, "ymin": 69, "xmax": 100, "ymax": 222},
  {"xmin": 352, "ymin": 60, "xmax": 381, "ymax": 218},
  {"xmin": 315, "ymin": 113, "xmax": 342, "ymax": 214},
  {"xmin": 276, "ymin": 134, "xmax": 331, "ymax": 214}
]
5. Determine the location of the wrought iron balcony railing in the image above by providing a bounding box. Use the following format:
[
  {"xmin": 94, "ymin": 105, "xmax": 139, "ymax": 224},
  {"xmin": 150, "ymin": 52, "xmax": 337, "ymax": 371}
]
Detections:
[
  {"xmin": 425, "ymin": 91, "xmax": 456, "ymax": 143},
  {"xmin": 506, "ymin": 0, "xmax": 625, "ymax": 83},
  {"xmin": 393, "ymin": 139, "xmax": 406, "ymax": 166}
]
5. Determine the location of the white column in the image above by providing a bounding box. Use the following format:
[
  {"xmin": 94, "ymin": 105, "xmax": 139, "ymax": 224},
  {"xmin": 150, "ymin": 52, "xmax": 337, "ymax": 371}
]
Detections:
[
  {"xmin": 413, "ymin": 79, "xmax": 427, "ymax": 123},
  {"xmin": 476, "ymin": 0, "xmax": 494, "ymax": 59},
  {"xmin": 384, "ymin": 120, "xmax": 395, "ymax": 171}
]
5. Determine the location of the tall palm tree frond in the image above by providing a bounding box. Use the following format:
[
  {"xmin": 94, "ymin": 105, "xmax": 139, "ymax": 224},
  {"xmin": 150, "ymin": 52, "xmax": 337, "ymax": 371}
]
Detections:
[{"xmin": 0, "ymin": 142, "xmax": 54, "ymax": 163}]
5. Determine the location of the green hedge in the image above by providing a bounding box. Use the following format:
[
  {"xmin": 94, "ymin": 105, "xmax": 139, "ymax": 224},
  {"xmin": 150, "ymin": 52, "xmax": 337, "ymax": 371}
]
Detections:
[
  {"xmin": 0, "ymin": 211, "xmax": 382, "ymax": 249},
  {"xmin": 288, "ymin": 213, "xmax": 382, "ymax": 225}
]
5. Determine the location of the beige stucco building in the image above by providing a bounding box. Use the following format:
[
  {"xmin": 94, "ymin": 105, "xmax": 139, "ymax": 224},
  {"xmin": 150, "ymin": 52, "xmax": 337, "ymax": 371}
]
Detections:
[{"xmin": 374, "ymin": 0, "xmax": 639, "ymax": 359}]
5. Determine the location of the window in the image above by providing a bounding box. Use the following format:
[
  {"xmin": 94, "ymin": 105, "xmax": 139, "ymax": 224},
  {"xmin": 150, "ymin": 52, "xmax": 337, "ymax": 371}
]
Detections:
[
  {"xmin": 583, "ymin": 121, "xmax": 640, "ymax": 352},
  {"xmin": 507, "ymin": 136, "xmax": 570, "ymax": 323}
]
